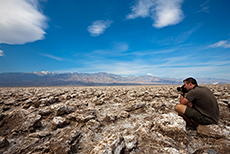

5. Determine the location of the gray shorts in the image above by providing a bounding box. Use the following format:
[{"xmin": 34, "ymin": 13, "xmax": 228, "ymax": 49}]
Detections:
[{"xmin": 184, "ymin": 107, "xmax": 216, "ymax": 125}]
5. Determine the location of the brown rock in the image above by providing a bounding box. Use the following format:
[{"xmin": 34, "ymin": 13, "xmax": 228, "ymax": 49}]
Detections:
[
  {"xmin": 74, "ymin": 109, "xmax": 96, "ymax": 122},
  {"xmin": 52, "ymin": 116, "xmax": 69, "ymax": 130},
  {"xmin": 125, "ymin": 102, "xmax": 146, "ymax": 112},
  {"xmin": 49, "ymin": 128, "xmax": 81, "ymax": 154},
  {"xmin": 215, "ymin": 138, "xmax": 230, "ymax": 153},
  {"xmin": 90, "ymin": 133, "xmax": 125, "ymax": 154},
  {"xmin": 193, "ymin": 139, "xmax": 230, "ymax": 154},
  {"xmin": 86, "ymin": 119, "xmax": 101, "ymax": 132},
  {"xmin": 0, "ymin": 85, "xmax": 230, "ymax": 154},
  {"xmin": 197, "ymin": 124, "xmax": 230, "ymax": 139},
  {"xmin": 0, "ymin": 137, "xmax": 9, "ymax": 148},
  {"xmin": 50, "ymin": 103, "xmax": 73, "ymax": 116}
]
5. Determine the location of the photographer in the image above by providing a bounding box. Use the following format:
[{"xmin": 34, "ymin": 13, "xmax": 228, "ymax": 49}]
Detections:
[{"xmin": 175, "ymin": 77, "xmax": 219, "ymax": 129}]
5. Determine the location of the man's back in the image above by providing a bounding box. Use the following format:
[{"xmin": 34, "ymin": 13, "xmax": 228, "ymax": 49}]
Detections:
[{"xmin": 186, "ymin": 86, "xmax": 219, "ymax": 124}]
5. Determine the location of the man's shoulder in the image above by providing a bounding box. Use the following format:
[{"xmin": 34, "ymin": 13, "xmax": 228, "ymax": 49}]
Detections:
[
  {"xmin": 188, "ymin": 86, "xmax": 207, "ymax": 94},
  {"xmin": 197, "ymin": 86, "xmax": 210, "ymax": 91},
  {"xmin": 193, "ymin": 86, "xmax": 208, "ymax": 90},
  {"xmin": 190, "ymin": 86, "xmax": 212, "ymax": 95}
]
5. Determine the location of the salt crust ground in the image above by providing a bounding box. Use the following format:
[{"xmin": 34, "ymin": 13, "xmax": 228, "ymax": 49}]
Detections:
[{"xmin": 0, "ymin": 84, "xmax": 229, "ymax": 154}]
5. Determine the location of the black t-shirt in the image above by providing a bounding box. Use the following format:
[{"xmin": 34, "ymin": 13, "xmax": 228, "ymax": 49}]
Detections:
[{"xmin": 185, "ymin": 86, "xmax": 219, "ymax": 123}]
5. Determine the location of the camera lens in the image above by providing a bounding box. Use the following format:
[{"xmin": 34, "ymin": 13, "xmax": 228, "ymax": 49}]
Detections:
[{"xmin": 177, "ymin": 87, "xmax": 181, "ymax": 92}]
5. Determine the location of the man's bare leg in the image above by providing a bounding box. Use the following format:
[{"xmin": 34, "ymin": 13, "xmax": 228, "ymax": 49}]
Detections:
[{"xmin": 175, "ymin": 104, "xmax": 193, "ymax": 126}]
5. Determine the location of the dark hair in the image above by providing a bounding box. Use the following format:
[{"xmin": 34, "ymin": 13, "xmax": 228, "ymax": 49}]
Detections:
[{"xmin": 183, "ymin": 77, "xmax": 198, "ymax": 86}]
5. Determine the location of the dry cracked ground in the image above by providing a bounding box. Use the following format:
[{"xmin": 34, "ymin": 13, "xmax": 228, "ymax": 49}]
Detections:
[{"xmin": 0, "ymin": 85, "xmax": 230, "ymax": 154}]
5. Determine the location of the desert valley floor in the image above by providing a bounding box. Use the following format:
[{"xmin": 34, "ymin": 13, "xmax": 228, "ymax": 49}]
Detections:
[{"xmin": 0, "ymin": 85, "xmax": 229, "ymax": 154}]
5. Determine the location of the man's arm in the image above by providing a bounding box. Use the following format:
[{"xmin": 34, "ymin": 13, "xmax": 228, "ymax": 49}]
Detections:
[{"xmin": 180, "ymin": 95, "xmax": 189, "ymax": 105}]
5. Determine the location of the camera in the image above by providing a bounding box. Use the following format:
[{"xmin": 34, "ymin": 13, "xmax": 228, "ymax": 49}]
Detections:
[{"xmin": 177, "ymin": 85, "xmax": 188, "ymax": 94}]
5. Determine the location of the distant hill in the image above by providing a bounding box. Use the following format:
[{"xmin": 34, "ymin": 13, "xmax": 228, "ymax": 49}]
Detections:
[{"xmin": 0, "ymin": 71, "xmax": 229, "ymax": 87}]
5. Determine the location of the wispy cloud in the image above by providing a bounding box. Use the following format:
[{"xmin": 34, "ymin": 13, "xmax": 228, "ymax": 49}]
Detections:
[
  {"xmin": 0, "ymin": 0, "xmax": 48, "ymax": 45},
  {"xmin": 209, "ymin": 40, "xmax": 230, "ymax": 48},
  {"xmin": 40, "ymin": 53, "xmax": 64, "ymax": 61},
  {"xmin": 87, "ymin": 20, "xmax": 113, "ymax": 36},
  {"xmin": 104, "ymin": 59, "xmax": 229, "ymax": 79},
  {"xmin": 198, "ymin": 0, "xmax": 209, "ymax": 13},
  {"xmin": 54, "ymin": 25, "xmax": 61, "ymax": 29},
  {"xmin": 0, "ymin": 49, "xmax": 4, "ymax": 56},
  {"xmin": 87, "ymin": 42, "xmax": 129, "ymax": 58},
  {"xmin": 54, "ymin": 53, "xmax": 230, "ymax": 80},
  {"xmin": 130, "ymin": 48, "xmax": 177, "ymax": 56},
  {"xmin": 112, "ymin": 42, "xmax": 129, "ymax": 52},
  {"xmin": 89, "ymin": 43, "xmax": 177, "ymax": 59},
  {"xmin": 126, "ymin": 0, "xmax": 184, "ymax": 28}
]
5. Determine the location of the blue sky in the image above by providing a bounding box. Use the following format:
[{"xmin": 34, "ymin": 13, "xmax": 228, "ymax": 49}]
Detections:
[{"xmin": 0, "ymin": 0, "xmax": 229, "ymax": 79}]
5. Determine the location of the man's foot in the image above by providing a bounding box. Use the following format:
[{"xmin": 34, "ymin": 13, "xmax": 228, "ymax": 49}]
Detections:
[{"xmin": 186, "ymin": 124, "xmax": 198, "ymax": 130}]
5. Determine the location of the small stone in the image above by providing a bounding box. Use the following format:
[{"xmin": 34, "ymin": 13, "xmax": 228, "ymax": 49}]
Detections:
[
  {"xmin": 38, "ymin": 107, "xmax": 51, "ymax": 116},
  {"xmin": 123, "ymin": 135, "xmax": 137, "ymax": 151},
  {"xmin": 162, "ymin": 147, "xmax": 179, "ymax": 154},
  {"xmin": 20, "ymin": 112, "xmax": 42, "ymax": 131},
  {"xmin": 90, "ymin": 133, "xmax": 124, "ymax": 154},
  {"xmin": 47, "ymin": 96, "xmax": 59, "ymax": 104},
  {"xmin": 125, "ymin": 102, "xmax": 146, "ymax": 112},
  {"xmin": 50, "ymin": 103, "xmax": 72, "ymax": 116},
  {"xmin": 118, "ymin": 111, "xmax": 129, "ymax": 119},
  {"xmin": 52, "ymin": 116, "xmax": 68, "ymax": 129},
  {"xmin": 0, "ymin": 137, "xmax": 9, "ymax": 148},
  {"xmin": 74, "ymin": 109, "xmax": 96, "ymax": 122},
  {"xmin": 86, "ymin": 119, "xmax": 101, "ymax": 131},
  {"xmin": 207, "ymin": 149, "xmax": 217, "ymax": 154}
]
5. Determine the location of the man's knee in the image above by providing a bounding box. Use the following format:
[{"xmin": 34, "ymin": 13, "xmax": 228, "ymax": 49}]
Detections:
[
  {"xmin": 175, "ymin": 104, "xmax": 187, "ymax": 114},
  {"xmin": 175, "ymin": 104, "xmax": 181, "ymax": 112}
]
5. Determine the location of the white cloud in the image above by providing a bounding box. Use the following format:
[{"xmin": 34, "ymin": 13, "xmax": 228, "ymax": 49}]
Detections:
[
  {"xmin": 209, "ymin": 40, "xmax": 230, "ymax": 48},
  {"xmin": 126, "ymin": 0, "xmax": 184, "ymax": 28},
  {"xmin": 153, "ymin": 0, "xmax": 184, "ymax": 28},
  {"xmin": 0, "ymin": 50, "xmax": 4, "ymax": 56},
  {"xmin": 87, "ymin": 20, "xmax": 113, "ymax": 37},
  {"xmin": 146, "ymin": 73, "xmax": 154, "ymax": 76},
  {"xmin": 126, "ymin": 0, "xmax": 155, "ymax": 19},
  {"xmin": 0, "ymin": 0, "xmax": 47, "ymax": 45}
]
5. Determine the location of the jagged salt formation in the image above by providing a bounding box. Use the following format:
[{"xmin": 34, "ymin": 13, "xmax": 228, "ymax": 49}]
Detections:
[{"xmin": 0, "ymin": 85, "xmax": 229, "ymax": 154}]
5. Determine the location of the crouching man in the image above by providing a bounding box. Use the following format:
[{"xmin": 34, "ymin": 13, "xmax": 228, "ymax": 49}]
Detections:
[{"xmin": 175, "ymin": 77, "xmax": 219, "ymax": 129}]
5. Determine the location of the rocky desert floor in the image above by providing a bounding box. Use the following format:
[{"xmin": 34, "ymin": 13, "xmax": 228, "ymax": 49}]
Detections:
[{"xmin": 0, "ymin": 84, "xmax": 229, "ymax": 154}]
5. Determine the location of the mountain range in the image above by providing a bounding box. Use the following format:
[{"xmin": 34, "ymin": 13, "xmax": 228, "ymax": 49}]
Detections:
[{"xmin": 0, "ymin": 71, "xmax": 229, "ymax": 87}]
